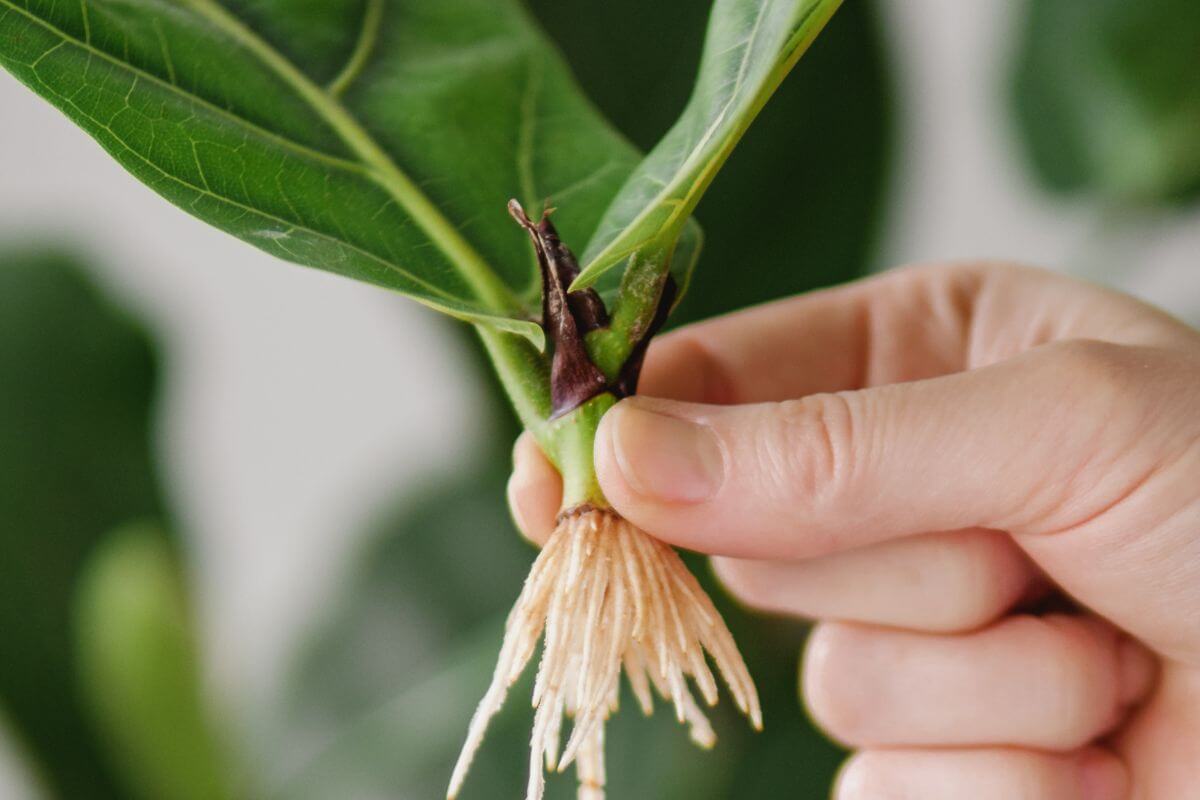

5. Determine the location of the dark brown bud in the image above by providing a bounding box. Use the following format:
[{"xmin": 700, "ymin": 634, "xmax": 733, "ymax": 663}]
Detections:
[{"xmin": 509, "ymin": 200, "xmax": 608, "ymax": 417}]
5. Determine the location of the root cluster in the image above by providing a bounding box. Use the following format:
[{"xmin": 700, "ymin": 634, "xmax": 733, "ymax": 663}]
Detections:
[{"xmin": 448, "ymin": 508, "xmax": 760, "ymax": 800}]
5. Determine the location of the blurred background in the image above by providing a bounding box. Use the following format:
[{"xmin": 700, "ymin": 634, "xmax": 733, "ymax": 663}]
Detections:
[{"xmin": 1, "ymin": 1, "xmax": 1197, "ymax": 798}]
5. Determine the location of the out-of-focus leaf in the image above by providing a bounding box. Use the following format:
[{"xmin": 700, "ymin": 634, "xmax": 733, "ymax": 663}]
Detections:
[
  {"xmin": 286, "ymin": 462, "xmax": 843, "ymax": 799},
  {"xmin": 0, "ymin": 249, "xmax": 164, "ymax": 798},
  {"xmin": 287, "ymin": 463, "xmax": 528, "ymax": 722},
  {"xmin": 75, "ymin": 525, "xmax": 233, "ymax": 800},
  {"xmin": 574, "ymin": 0, "xmax": 843, "ymax": 290},
  {"xmin": 1010, "ymin": 0, "xmax": 1200, "ymax": 205},
  {"xmin": 283, "ymin": 615, "xmax": 734, "ymax": 800},
  {"xmin": 0, "ymin": 0, "xmax": 668, "ymax": 345}
]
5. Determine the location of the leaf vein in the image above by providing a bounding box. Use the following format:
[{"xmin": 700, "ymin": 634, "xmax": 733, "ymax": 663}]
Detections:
[
  {"xmin": 182, "ymin": 0, "xmax": 520, "ymax": 312},
  {"xmin": 327, "ymin": 0, "xmax": 382, "ymax": 97},
  {"xmin": 152, "ymin": 18, "xmax": 176, "ymax": 85},
  {"xmin": 0, "ymin": 0, "xmax": 371, "ymax": 174}
]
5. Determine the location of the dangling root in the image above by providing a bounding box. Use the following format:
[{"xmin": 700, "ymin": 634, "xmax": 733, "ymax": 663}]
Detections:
[{"xmin": 447, "ymin": 507, "xmax": 760, "ymax": 800}]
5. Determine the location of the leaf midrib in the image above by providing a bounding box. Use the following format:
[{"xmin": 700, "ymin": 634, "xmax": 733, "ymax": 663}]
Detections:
[{"xmin": 4, "ymin": 0, "xmax": 522, "ymax": 315}]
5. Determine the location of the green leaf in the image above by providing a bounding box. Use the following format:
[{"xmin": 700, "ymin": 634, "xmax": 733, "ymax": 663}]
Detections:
[
  {"xmin": 574, "ymin": 0, "xmax": 843, "ymax": 290},
  {"xmin": 75, "ymin": 525, "xmax": 234, "ymax": 800},
  {"xmin": 0, "ymin": 0, "xmax": 660, "ymax": 346},
  {"xmin": 1010, "ymin": 0, "xmax": 1200, "ymax": 205},
  {"xmin": 0, "ymin": 248, "xmax": 164, "ymax": 799}
]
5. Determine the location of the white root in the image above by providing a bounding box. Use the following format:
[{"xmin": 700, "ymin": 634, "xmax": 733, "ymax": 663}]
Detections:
[{"xmin": 447, "ymin": 509, "xmax": 760, "ymax": 800}]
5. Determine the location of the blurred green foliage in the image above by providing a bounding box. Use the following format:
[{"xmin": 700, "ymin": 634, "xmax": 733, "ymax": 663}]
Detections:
[
  {"xmin": 0, "ymin": 250, "xmax": 165, "ymax": 798},
  {"xmin": 1011, "ymin": 0, "xmax": 1200, "ymax": 206},
  {"xmin": 76, "ymin": 525, "xmax": 233, "ymax": 800}
]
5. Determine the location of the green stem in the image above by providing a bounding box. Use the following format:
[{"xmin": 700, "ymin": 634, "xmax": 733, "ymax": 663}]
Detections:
[
  {"xmin": 543, "ymin": 393, "xmax": 616, "ymax": 509},
  {"xmin": 475, "ymin": 326, "xmax": 551, "ymax": 439},
  {"xmin": 584, "ymin": 243, "xmax": 673, "ymax": 382},
  {"xmin": 478, "ymin": 322, "xmax": 615, "ymax": 510}
]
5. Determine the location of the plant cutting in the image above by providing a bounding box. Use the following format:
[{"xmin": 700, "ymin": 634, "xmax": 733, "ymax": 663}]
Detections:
[{"xmin": 0, "ymin": 0, "xmax": 842, "ymax": 796}]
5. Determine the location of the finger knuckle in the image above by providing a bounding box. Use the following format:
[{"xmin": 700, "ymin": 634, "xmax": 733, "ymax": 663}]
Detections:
[
  {"xmin": 768, "ymin": 392, "xmax": 860, "ymax": 512},
  {"xmin": 1044, "ymin": 339, "xmax": 1139, "ymax": 417},
  {"xmin": 887, "ymin": 259, "xmax": 1037, "ymax": 293}
]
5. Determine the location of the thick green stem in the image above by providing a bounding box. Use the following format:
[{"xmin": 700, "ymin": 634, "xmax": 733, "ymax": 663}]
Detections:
[
  {"xmin": 475, "ymin": 325, "xmax": 551, "ymax": 439},
  {"xmin": 475, "ymin": 326, "xmax": 614, "ymax": 510},
  {"xmin": 543, "ymin": 393, "xmax": 616, "ymax": 509}
]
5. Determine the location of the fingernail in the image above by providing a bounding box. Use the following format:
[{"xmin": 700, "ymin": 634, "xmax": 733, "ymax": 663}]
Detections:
[
  {"xmin": 1077, "ymin": 750, "xmax": 1126, "ymax": 800},
  {"xmin": 607, "ymin": 401, "xmax": 725, "ymax": 503}
]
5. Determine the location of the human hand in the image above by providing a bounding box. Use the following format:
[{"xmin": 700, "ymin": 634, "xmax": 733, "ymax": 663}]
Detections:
[{"xmin": 507, "ymin": 263, "xmax": 1200, "ymax": 799}]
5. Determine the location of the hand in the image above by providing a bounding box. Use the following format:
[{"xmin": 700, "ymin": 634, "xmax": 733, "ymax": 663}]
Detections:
[{"xmin": 507, "ymin": 263, "xmax": 1200, "ymax": 799}]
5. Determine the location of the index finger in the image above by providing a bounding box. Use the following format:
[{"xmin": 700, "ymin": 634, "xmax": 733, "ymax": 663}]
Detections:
[{"xmin": 639, "ymin": 261, "xmax": 1191, "ymax": 404}]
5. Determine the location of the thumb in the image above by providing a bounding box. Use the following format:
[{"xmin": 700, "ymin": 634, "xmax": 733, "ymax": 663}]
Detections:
[
  {"xmin": 597, "ymin": 338, "xmax": 1200, "ymax": 659},
  {"xmin": 595, "ymin": 339, "xmax": 1188, "ymax": 561}
]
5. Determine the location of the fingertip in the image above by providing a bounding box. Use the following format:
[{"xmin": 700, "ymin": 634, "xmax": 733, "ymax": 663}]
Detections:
[
  {"xmin": 597, "ymin": 398, "xmax": 801, "ymax": 558},
  {"xmin": 507, "ymin": 433, "xmax": 561, "ymax": 546},
  {"xmin": 638, "ymin": 333, "xmax": 735, "ymax": 403},
  {"xmin": 594, "ymin": 398, "xmax": 735, "ymax": 553},
  {"xmin": 832, "ymin": 751, "xmax": 872, "ymax": 800},
  {"xmin": 1076, "ymin": 747, "xmax": 1128, "ymax": 800},
  {"xmin": 593, "ymin": 399, "xmax": 640, "ymax": 510},
  {"xmin": 511, "ymin": 431, "xmax": 544, "ymax": 472},
  {"xmin": 1116, "ymin": 636, "xmax": 1158, "ymax": 705},
  {"xmin": 593, "ymin": 401, "xmax": 619, "ymax": 482},
  {"xmin": 597, "ymin": 398, "xmax": 725, "ymax": 501}
]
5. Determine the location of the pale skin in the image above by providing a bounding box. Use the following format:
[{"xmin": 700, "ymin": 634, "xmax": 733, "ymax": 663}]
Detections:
[{"xmin": 506, "ymin": 263, "xmax": 1200, "ymax": 799}]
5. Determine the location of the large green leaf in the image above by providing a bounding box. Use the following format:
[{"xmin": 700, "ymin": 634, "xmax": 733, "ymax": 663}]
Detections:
[
  {"xmin": 0, "ymin": 249, "xmax": 165, "ymax": 799},
  {"xmin": 0, "ymin": 0, "xmax": 667, "ymax": 346},
  {"xmin": 75, "ymin": 525, "xmax": 234, "ymax": 800},
  {"xmin": 1010, "ymin": 0, "xmax": 1200, "ymax": 205},
  {"xmin": 574, "ymin": 0, "xmax": 843, "ymax": 289}
]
